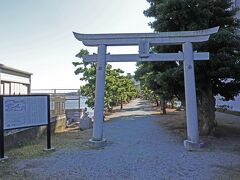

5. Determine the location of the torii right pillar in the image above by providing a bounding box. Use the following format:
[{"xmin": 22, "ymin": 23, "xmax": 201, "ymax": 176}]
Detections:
[{"xmin": 183, "ymin": 42, "xmax": 203, "ymax": 150}]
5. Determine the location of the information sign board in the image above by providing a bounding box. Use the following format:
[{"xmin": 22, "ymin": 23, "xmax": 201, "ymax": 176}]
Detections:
[
  {"xmin": 3, "ymin": 95, "xmax": 48, "ymax": 130},
  {"xmin": 0, "ymin": 95, "xmax": 52, "ymax": 159}
]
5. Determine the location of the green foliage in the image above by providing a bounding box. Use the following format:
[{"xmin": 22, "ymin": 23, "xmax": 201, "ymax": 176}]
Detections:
[
  {"xmin": 73, "ymin": 50, "xmax": 138, "ymax": 111},
  {"xmin": 136, "ymin": 0, "xmax": 240, "ymax": 103}
]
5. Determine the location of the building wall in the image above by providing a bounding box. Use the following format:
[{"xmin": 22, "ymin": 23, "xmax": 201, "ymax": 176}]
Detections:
[{"xmin": 0, "ymin": 64, "xmax": 32, "ymax": 95}]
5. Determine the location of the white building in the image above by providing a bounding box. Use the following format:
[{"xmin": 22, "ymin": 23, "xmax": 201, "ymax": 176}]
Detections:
[{"xmin": 0, "ymin": 64, "xmax": 32, "ymax": 95}]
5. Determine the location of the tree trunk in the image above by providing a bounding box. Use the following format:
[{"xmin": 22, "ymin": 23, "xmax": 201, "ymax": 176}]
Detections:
[
  {"xmin": 170, "ymin": 100, "xmax": 174, "ymax": 109},
  {"xmin": 197, "ymin": 85, "xmax": 217, "ymax": 135},
  {"xmin": 154, "ymin": 95, "xmax": 159, "ymax": 106},
  {"xmin": 160, "ymin": 98, "xmax": 166, "ymax": 114},
  {"xmin": 162, "ymin": 101, "xmax": 166, "ymax": 114},
  {"xmin": 107, "ymin": 104, "xmax": 112, "ymax": 113},
  {"xmin": 120, "ymin": 97, "xmax": 123, "ymax": 110}
]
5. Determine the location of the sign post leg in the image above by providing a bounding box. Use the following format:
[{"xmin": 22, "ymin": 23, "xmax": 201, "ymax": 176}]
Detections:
[
  {"xmin": 44, "ymin": 95, "xmax": 55, "ymax": 152},
  {"xmin": 90, "ymin": 45, "xmax": 107, "ymax": 146},
  {"xmin": 47, "ymin": 122, "xmax": 51, "ymax": 149},
  {"xmin": 0, "ymin": 127, "xmax": 4, "ymax": 159},
  {"xmin": 0, "ymin": 130, "xmax": 7, "ymax": 161},
  {"xmin": 183, "ymin": 42, "xmax": 203, "ymax": 150},
  {"xmin": 0, "ymin": 97, "xmax": 8, "ymax": 161}
]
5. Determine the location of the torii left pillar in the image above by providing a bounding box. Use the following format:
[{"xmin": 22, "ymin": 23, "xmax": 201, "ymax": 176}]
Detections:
[{"xmin": 90, "ymin": 45, "xmax": 107, "ymax": 144}]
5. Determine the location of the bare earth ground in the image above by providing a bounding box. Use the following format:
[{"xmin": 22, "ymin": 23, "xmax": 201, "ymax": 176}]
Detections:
[{"xmin": 0, "ymin": 98, "xmax": 240, "ymax": 180}]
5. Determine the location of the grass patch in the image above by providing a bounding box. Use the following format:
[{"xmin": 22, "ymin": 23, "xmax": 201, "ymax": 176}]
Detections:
[
  {"xmin": 52, "ymin": 128, "xmax": 92, "ymax": 149},
  {"xmin": 0, "ymin": 127, "xmax": 92, "ymax": 179},
  {"xmin": 155, "ymin": 109, "xmax": 240, "ymax": 154},
  {"xmin": 154, "ymin": 110, "xmax": 187, "ymax": 139},
  {"xmin": 4, "ymin": 127, "xmax": 92, "ymax": 160},
  {"xmin": 216, "ymin": 108, "xmax": 240, "ymax": 116},
  {"xmin": 7, "ymin": 138, "xmax": 48, "ymax": 159}
]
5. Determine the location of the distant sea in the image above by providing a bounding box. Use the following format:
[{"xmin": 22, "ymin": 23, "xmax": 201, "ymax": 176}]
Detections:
[
  {"xmin": 65, "ymin": 96, "xmax": 94, "ymax": 117},
  {"xmin": 215, "ymin": 94, "xmax": 240, "ymax": 111}
]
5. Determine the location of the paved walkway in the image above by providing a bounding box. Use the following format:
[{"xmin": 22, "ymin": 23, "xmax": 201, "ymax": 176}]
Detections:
[{"xmin": 15, "ymin": 99, "xmax": 240, "ymax": 179}]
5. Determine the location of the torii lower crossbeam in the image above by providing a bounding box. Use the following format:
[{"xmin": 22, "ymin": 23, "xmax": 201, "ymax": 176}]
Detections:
[{"xmin": 82, "ymin": 52, "xmax": 209, "ymax": 62}]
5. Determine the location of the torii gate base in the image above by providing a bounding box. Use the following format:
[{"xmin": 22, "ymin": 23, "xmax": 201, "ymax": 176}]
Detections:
[{"xmin": 73, "ymin": 27, "xmax": 219, "ymax": 150}]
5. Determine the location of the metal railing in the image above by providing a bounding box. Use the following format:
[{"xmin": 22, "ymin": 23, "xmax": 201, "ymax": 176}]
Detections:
[{"xmin": 31, "ymin": 89, "xmax": 81, "ymax": 117}]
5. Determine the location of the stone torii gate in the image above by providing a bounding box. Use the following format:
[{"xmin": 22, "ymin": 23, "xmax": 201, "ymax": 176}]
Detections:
[{"xmin": 73, "ymin": 27, "xmax": 219, "ymax": 150}]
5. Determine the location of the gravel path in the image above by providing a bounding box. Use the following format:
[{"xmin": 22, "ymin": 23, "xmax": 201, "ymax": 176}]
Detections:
[{"xmin": 15, "ymin": 99, "xmax": 240, "ymax": 180}]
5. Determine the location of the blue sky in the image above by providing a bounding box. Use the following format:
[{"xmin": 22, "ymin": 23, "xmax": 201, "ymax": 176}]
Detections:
[{"xmin": 0, "ymin": 0, "xmax": 152, "ymax": 89}]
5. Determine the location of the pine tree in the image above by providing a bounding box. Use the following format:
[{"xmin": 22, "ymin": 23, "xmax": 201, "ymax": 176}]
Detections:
[
  {"xmin": 136, "ymin": 0, "xmax": 240, "ymax": 134},
  {"xmin": 73, "ymin": 49, "xmax": 138, "ymax": 112}
]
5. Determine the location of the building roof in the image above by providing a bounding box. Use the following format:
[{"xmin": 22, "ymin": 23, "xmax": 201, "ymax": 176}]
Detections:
[{"xmin": 0, "ymin": 64, "xmax": 32, "ymax": 77}]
